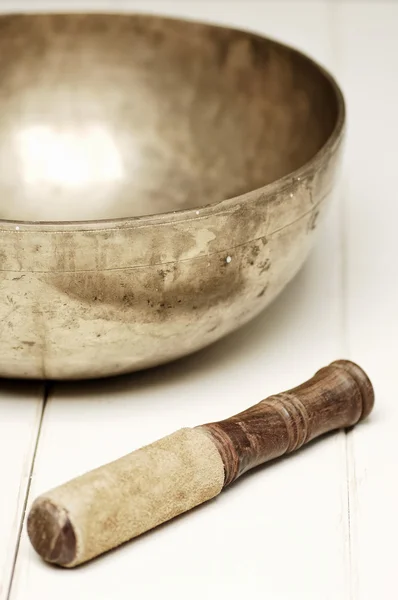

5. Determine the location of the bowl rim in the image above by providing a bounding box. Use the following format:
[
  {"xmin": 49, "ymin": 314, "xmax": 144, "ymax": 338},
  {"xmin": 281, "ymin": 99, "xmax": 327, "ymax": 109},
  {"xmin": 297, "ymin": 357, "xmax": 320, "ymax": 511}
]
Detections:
[{"xmin": 0, "ymin": 12, "xmax": 346, "ymax": 232}]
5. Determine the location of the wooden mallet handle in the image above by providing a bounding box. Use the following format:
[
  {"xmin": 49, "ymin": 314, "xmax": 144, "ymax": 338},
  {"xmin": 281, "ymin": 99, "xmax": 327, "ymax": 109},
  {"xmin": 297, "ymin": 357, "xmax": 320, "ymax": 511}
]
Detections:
[
  {"xmin": 202, "ymin": 359, "xmax": 374, "ymax": 485},
  {"xmin": 27, "ymin": 360, "xmax": 374, "ymax": 567}
]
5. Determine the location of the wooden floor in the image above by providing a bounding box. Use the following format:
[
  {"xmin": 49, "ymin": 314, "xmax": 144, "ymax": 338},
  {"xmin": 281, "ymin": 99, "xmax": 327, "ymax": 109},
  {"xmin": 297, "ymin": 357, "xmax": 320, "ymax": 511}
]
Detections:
[{"xmin": 1, "ymin": 1, "xmax": 396, "ymax": 599}]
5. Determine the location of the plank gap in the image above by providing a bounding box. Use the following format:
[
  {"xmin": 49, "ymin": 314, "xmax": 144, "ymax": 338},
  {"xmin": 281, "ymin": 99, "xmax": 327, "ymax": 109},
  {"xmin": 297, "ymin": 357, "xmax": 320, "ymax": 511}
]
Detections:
[
  {"xmin": 5, "ymin": 383, "xmax": 51, "ymax": 600},
  {"xmin": 328, "ymin": 2, "xmax": 355, "ymax": 598}
]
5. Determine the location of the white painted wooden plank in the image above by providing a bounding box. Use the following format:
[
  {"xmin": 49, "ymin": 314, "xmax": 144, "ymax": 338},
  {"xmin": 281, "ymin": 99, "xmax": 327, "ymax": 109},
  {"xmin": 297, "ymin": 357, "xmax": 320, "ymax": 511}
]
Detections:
[
  {"xmin": 9, "ymin": 2, "xmax": 348, "ymax": 600},
  {"xmin": 0, "ymin": 383, "xmax": 43, "ymax": 600},
  {"xmin": 336, "ymin": 3, "xmax": 398, "ymax": 599}
]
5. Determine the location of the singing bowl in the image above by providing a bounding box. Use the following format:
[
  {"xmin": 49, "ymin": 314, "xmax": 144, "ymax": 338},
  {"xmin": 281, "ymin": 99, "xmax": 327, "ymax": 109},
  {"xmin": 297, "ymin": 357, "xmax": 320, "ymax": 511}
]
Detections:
[{"xmin": 0, "ymin": 13, "xmax": 345, "ymax": 380}]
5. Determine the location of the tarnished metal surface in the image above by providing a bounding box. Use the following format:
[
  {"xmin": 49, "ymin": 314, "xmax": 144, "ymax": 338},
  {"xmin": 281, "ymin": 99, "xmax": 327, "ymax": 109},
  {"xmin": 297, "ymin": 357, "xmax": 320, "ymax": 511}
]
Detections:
[{"xmin": 0, "ymin": 14, "xmax": 345, "ymax": 379}]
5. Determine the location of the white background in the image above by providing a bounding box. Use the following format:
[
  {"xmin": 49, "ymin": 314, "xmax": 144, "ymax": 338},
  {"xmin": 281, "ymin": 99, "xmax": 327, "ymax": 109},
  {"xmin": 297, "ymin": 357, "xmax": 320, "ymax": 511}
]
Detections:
[{"xmin": 0, "ymin": 1, "xmax": 397, "ymax": 599}]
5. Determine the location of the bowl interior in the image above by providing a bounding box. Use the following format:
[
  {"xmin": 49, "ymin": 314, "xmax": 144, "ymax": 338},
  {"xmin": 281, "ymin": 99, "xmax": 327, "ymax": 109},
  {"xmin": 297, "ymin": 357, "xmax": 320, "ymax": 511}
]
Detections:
[{"xmin": 0, "ymin": 13, "xmax": 339, "ymax": 222}]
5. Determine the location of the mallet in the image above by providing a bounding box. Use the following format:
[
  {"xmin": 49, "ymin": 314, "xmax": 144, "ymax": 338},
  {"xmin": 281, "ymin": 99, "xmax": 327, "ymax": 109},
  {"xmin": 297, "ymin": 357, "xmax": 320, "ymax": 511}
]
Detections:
[{"xmin": 27, "ymin": 359, "xmax": 374, "ymax": 567}]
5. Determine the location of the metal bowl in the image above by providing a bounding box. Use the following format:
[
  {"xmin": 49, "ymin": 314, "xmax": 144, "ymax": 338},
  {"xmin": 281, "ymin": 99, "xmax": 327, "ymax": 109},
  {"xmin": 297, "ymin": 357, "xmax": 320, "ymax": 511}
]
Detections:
[{"xmin": 0, "ymin": 13, "xmax": 345, "ymax": 380}]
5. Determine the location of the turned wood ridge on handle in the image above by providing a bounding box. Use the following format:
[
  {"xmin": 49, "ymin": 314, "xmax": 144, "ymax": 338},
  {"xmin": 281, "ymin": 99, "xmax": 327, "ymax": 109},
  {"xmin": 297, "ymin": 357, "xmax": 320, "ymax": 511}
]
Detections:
[{"xmin": 27, "ymin": 359, "xmax": 374, "ymax": 568}]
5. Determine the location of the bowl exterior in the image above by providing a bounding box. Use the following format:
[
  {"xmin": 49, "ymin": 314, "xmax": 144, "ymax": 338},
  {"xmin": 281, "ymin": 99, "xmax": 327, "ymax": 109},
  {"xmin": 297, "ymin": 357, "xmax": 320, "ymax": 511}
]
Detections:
[{"xmin": 0, "ymin": 133, "xmax": 343, "ymax": 379}]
